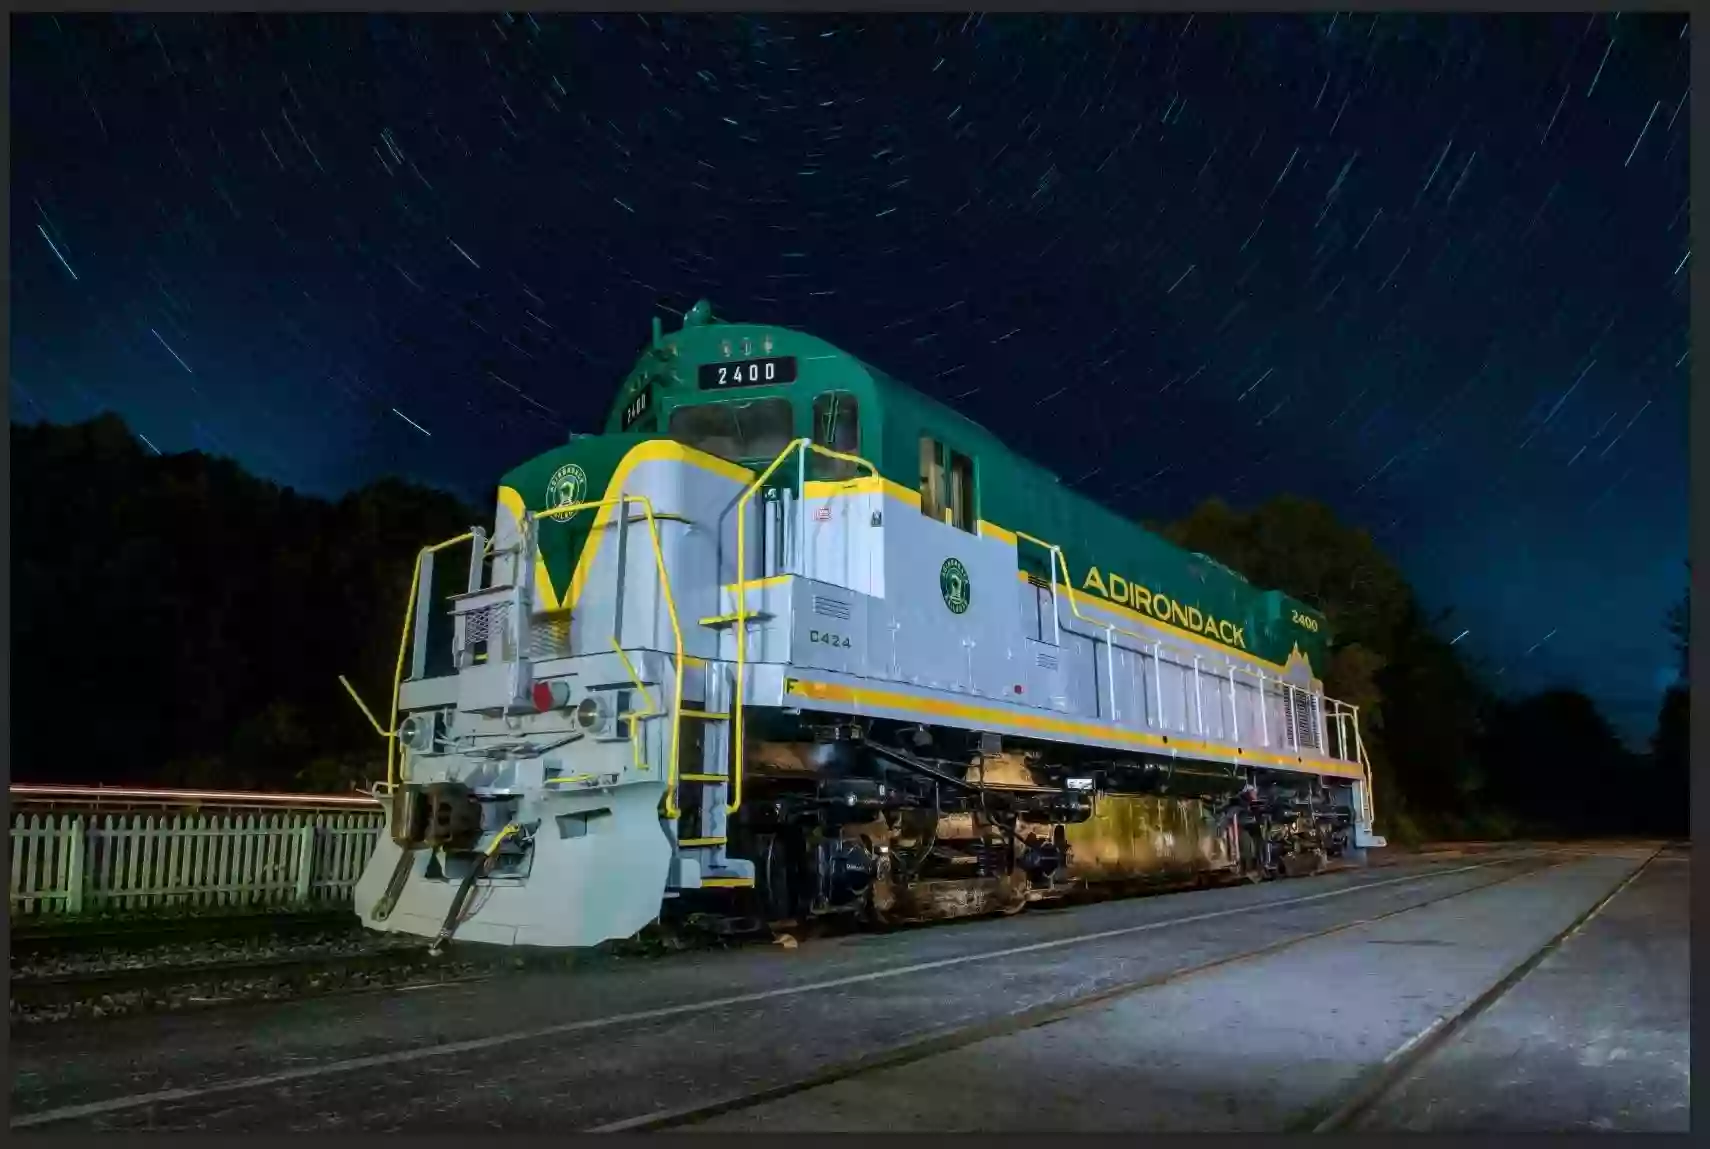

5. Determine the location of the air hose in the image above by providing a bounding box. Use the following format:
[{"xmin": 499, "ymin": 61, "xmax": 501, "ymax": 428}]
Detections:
[{"xmin": 428, "ymin": 822, "xmax": 522, "ymax": 957}]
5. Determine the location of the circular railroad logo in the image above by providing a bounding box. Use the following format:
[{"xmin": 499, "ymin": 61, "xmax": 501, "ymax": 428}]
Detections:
[
  {"xmin": 939, "ymin": 558, "xmax": 972, "ymax": 615},
  {"xmin": 544, "ymin": 463, "xmax": 588, "ymax": 525}
]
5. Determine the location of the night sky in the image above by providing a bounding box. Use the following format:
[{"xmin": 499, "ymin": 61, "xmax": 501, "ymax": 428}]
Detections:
[{"xmin": 10, "ymin": 14, "xmax": 1691, "ymax": 741}]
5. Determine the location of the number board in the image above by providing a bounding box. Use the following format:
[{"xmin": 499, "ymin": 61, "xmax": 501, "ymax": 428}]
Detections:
[
  {"xmin": 697, "ymin": 356, "xmax": 799, "ymax": 391},
  {"xmin": 620, "ymin": 384, "xmax": 653, "ymax": 431}
]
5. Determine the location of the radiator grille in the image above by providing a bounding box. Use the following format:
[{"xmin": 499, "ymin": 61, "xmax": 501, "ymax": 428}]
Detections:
[
  {"xmin": 1286, "ymin": 688, "xmax": 1323, "ymax": 752},
  {"xmin": 530, "ymin": 616, "xmax": 571, "ymax": 660}
]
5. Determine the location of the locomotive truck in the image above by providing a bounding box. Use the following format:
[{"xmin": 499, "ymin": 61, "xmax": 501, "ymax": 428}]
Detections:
[{"xmin": 349, "ymin": 300, "xmax": 1384, "ymax": 950}]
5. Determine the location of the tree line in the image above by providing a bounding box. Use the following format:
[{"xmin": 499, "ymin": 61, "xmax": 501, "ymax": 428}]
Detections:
[
  {"xmin": 1162, "ymin": 499, "xmax": 1688, "ymax": 841},
  {"xmin": 11, "ymin": 415, "xmax": 1688, "ymax": 841}
]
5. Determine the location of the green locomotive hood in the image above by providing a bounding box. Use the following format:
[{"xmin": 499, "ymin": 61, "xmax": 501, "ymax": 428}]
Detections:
[{"xmin": 496, "ymin": 433, "xmax": 654, "ymax": 614}]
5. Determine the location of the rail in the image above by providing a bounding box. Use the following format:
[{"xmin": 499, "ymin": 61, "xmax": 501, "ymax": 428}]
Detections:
[
  {"xmin": 335, "ymin": 531, "xmax": 479, "ymax": 794},
  {"xmin": 1014, "ymin": 530, "xmax": 1364, "ymax": 769},
  {"xmin": 730, "ymin": 437, "xmax": 882, "ymax": 815},
  {"xmin": 1327, "ymin": 697, "xmax": 1377, "ymax": 825},
  {"xmin": 9, "ymin": 785, "xmax": 381, "ymax": 813},
  {"xmin": 531, "ymin": 493, "xmax": 688, "ymax": 815}
]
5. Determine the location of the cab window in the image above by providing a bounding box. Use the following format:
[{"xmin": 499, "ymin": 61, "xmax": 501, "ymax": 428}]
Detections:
[
  {"xmin": 669, "ymin": 399, "xmax": 794, "ymax": 463},
  {"xmin": 809, "ymin": 392, "xmax": 861, "ymax": 480},
  {"xmin": 919, "ymin": 435, "xmax": 975, "ymax": 533}
]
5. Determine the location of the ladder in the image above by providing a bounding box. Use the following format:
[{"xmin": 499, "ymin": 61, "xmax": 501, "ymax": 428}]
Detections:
[
  {"xmin": 666, "ymin": 439, "xmax": 862, "ymax": 894},
  {"xmin": 667, "ymin": 657, "xmax": 754, "ymax": 890}
]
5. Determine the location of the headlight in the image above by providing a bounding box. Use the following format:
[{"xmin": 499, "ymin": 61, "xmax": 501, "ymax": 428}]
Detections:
[
  {"xmin": 398, "ymin": 714, "xmax": 434, "ymax": 752},
  {"xmin": 575, "ymin": 697, "xmax": 604, "ymax": 732}
]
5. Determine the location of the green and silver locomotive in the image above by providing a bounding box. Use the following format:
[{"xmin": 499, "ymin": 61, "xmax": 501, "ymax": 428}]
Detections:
[{"xmin": 353, "ymin": 301, "xmax": 1384, "ymax": 949}]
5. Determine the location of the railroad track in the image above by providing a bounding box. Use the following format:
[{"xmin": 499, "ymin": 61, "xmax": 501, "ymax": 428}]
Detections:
[
  {"xmin": 7, "ymin": 941, "xmax": 496, "ymax": 1026},
  {"xmin": 9, "ymin": 949, "xmax": 435, "ymax": 1007},
  {"xmin": 10, "ymin": 910, "xmax": 361, "ymax": 958}
]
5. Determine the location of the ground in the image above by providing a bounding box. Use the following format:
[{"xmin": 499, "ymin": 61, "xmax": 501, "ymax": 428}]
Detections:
[{"xmin": 8, "ymin": 841, "xmax": 1688, "ymax": 1133}]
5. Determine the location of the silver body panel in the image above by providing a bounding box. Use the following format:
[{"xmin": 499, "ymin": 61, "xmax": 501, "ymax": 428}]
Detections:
[{"xmin": 357, "ymin": 444, "xmax": 1382, "ymax": 949}]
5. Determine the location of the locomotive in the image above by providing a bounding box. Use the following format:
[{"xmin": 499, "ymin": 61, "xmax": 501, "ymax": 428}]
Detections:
[{"xmin": 350, "ymin": 301, "xmax": 1384, "ymax": 950}]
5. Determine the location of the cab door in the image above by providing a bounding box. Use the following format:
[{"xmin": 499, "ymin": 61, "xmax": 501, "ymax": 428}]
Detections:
[{"xmin": 801, "ymin": 391, "xmax": 882, "ymax": 597}]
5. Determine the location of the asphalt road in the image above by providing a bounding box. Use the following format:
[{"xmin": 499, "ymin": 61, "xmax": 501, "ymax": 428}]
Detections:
[{"xmin": 9, "ymin": 842, "xmax": 1684, "ymax": 1133}]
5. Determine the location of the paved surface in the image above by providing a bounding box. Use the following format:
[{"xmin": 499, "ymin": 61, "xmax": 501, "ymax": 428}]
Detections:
[
  {"xmin": 1353, "ymin": 842, "xmax": 1690, "ymax": 1133},
  {"xmin": 7, "ymin": 844, "xmax": 1680, "ymax": 1133},
  {"xmin": 695, "ymin": 844, "xmax": 1669, "ymax": 1132}
]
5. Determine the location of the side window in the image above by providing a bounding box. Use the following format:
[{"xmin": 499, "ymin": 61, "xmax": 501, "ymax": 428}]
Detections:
[
  {"xmin": 809, "ymin": 392, "xmax": 861, "ymax": 480},
  {"xmin": 918, "ymin": 435, "xmax": 976, "ymax": 533},
  {"xmin": 948, "ymin": 449, "xmax": 975, "ymax": 532}
]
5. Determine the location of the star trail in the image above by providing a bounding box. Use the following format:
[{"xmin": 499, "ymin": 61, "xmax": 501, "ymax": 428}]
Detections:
[{"xmin": 9, "ymin": 13, "xmax": 1691, "ymax": 740}]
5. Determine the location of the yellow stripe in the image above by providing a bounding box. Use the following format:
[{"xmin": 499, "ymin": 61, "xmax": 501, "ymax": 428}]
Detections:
[
  {"xmin": 802, "ymin": 475, "xmax": 920, "ymax": 504},
  {"xmin": 785, "ymin": 678, "xmax": 1362, "ymax": 779},
  {"xmin": 979, "ymin": 520, "xmax": 1018, "ymax": 546},
  {"xmin": 720, "ymin": 574, "xmax": 790, "ymax": 596},
  {"xmin": 503, "ymin": 439, "xmax": 755, "ymax": 617},
  {"xmin": 569, "ymin": 441, "xmax": 751, "ymax": 617}
]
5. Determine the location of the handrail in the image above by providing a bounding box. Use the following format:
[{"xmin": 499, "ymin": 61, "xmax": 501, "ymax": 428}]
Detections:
[
  {"xmin": 608, "ymin": 638, "xmax": 658, "ymax": 777},
  {"xmin": 730, "ymin": 438, "xmax": 881, "ymax": 815},
  {"xmin": 1014, "ymin": 528, "xmax": 1369, "ymax": 772},
  {"xmin": 373, "ymin": 497, "xmax": 687, "ymax": 813},
  {"xmin": 1013, "ymin": 530, "xmax": 1169, "ymax": 660},
  {"xmin": 534, "ymin": 494, "xmax": 687, "ymax": 818},
  {"xmin": 9, "ymin": 784, "xmax": 382, "ymax": 810},
  {"xmin": 381, "ymin": 532, "xmax": 476, "ymax": 789}
]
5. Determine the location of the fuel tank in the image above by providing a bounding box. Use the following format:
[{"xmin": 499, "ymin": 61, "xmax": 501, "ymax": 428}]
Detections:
[{"xmin": 1062, "ymin": 792, "xmax": 1235, "ymax": 882}]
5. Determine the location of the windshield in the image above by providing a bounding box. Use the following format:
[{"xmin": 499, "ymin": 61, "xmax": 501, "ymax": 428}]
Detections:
[{"xmin": 669, "ymin": 398, "xmax": 795, "ymax": 463}]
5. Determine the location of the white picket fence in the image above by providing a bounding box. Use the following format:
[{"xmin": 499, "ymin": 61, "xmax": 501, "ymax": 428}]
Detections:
[{"xmin": 8, "ymin": 810, "xmax": 386, "ymax": 918}]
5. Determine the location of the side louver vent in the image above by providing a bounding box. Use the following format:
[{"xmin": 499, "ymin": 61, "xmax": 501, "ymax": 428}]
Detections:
[{"xmin": 812, "ymin": 596, "xmax": 852, "ymax": 621}]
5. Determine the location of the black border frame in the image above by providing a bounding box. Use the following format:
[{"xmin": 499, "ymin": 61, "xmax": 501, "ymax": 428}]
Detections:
[{"xmin": 1, "ymin": 4, "xmax": 1699, "ymax": 1145}]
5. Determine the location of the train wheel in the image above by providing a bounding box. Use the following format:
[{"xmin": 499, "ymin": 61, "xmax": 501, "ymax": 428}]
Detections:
[
  {"xmin": 1238, "ymin": 827, "xmax": 1266, "ymax": 883},
  {"xmin": 752, "ymin": 833, "xmax": 794, "ymax": 923}
]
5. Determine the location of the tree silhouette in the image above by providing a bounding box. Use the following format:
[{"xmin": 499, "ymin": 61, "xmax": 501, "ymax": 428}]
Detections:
[
  {"xmin": 10, "ymin": 415, "xmax": 479, "ymax": 793},
  {"xmin": 1163, "ymin": 494, "xmax": 1490, "ymax": 838},
  {"xmin": 1646, "ymin": 574, "xmax": 1689, "ymax": 837}
]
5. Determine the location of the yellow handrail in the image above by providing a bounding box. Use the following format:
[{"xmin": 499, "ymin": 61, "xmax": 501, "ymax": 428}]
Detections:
[
  {"xmin": 533, "ymin": 494, "xmax": 688, "ymax": 818},
  {"xmin": 338, "ymin": 675, "xmax": 392, "ymax": 739},
  {"xmin": 1017, "ymin": 529, "xmax": 1362, "ymax": 774},
  {"xmin": 609, "ymin": 638, "xmax": 657, "ymax": 776},
  {"xmin": 730, "ymin": 438, "xmax": 881, "ymax": 815},
  {"xmin": 385, "ymin": 532, "xmax": 476, "ymax": 789},
  {"xmin": 1013, "ymin": 530, "xmax": 1158, "ymax": 653},
  {"xmin": 379, "ymin": 496, "xmax": 687, "ymax": 815}
]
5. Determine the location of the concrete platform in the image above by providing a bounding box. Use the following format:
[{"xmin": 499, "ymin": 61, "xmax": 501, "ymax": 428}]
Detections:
[
  {"xmin": 8, "ymin": 845, "xmax": 1677, "ymax": 1133},
  {"xmin": 1353, "ymin": 843, "xmax": 1689, "ymax": 1132}
]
